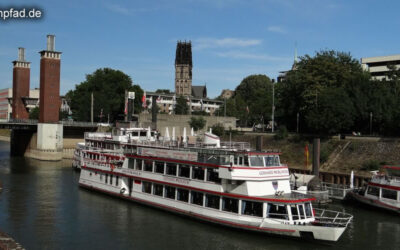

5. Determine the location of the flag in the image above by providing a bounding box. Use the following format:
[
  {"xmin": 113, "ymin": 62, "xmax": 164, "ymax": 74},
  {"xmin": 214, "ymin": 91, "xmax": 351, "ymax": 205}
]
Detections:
[
  {"xmin": 124, "ymin": 99, "xmax": 128, "ymax": 114},
  {"xmin": 304, "ymin": 144, "xmax": 309, "ymax": 168},
  {"xmin": 156, "ymin": 96, "xmax": 161, "ymax": 103},
  {"xmin": 142, "ymin": 92, "xmax": 147, "ymax": 108}
]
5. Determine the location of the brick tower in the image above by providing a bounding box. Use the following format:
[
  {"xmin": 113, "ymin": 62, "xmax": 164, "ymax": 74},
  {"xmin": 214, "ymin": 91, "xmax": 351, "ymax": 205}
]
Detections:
[
  {"xmin": 39, "ymin": 34, "xmax": 61, "ymax": 123},
  {"xmin": 175, "ymin": 41, "xmax": 192, "ymax": 96},
  {"xmin": 36, "ymin": 34, "xmax": 63, "ymax": 158},
  {"xmin": 12, "ymin": 48, "xmax": 30, "ymax": 119}
]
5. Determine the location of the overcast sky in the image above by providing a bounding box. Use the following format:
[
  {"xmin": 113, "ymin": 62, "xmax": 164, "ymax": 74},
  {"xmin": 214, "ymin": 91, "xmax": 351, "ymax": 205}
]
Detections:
[{"xmin": 1, "ymin": 0, "xmax": 399, "ymax": 97}]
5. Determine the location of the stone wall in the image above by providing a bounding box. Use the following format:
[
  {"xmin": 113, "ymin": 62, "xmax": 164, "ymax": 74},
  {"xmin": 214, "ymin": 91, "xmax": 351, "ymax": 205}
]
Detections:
[{"xmin": 139, "ymin": 113, "xmax": 236, "ymax": 137}]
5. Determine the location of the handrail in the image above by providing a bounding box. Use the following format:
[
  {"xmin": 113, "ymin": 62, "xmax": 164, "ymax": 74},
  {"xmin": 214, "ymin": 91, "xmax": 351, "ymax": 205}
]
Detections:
[{"xmin": 313, "ymin": 208, "xmax": 353, "ymax": 227}]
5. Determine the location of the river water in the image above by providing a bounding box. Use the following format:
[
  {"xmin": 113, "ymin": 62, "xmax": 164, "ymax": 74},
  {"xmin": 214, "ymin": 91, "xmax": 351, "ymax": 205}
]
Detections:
[{"xmin": 0, "ymin": 141, "xmax": 398, "ymax": 250}]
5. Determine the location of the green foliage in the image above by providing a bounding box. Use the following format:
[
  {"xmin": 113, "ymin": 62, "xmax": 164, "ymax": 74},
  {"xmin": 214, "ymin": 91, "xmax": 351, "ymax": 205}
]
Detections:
[
  {"xmin": 274, "ymin": 50, "xmax": 400, "ymax": 135},
  {"xmin": 274, "ymin": 125, "xmax": 288, "ymax": 140},
  {"xmin": 210, "ymin": 123, "xmax": 225, "ymax": 136},
  {"xmin": 361, "ymin": 160, "xmax": 380, "ymax": 171},
  {"xmin": 66, "ymin": 68, "xmax": 143, "ymax": 122},
  {"xmin": 189, "ymin": 116, "xmax": 206, "ymax": 132},
  {"xmin": 225, "ymin": 74, "xmax": 273, "ymax": 126},
  {"xmin": 155, "ymin": 89, "xmax": 171, "ymax": 94},
  {"xmin": 59, "ymin": 110, "xmax": 69, "ymax": 120},
  {"xmin": 29, "ymin": 107, "xmax": 39, "ymax": 120},
  {"xmin": 175, "ymin": 95, "xmax": 189, "ymax": 115},
  {"xmin": 192, "ymin": 110, "xmax": 209, "ymax": 116}
]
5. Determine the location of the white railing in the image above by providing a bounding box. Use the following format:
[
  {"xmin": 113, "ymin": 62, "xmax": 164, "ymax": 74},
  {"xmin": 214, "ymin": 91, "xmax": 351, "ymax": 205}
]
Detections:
[
  {"xmin": 321, "ymin": 182, "xmax": 356, "ymax": 200},
  {"xmin": 313, "ymin": 208, "xmax": 353, "ymax": 227}
]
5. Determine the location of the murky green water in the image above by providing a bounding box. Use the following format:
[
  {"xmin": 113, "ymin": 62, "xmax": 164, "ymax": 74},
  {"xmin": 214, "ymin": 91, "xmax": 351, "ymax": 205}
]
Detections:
[{"xmin": 0, "ymin": 141, "xmax": 398, "ymax": 250}]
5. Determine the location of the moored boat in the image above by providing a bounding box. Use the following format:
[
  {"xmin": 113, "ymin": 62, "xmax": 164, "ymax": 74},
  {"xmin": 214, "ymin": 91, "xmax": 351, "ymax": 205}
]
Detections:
[
  {"xmin": 78, "ymin": 132, "xmax": 353, "ymax": 242},
  {"xmin": 348, "ymin": 166, "xmax": 400, "ymax": 214}
]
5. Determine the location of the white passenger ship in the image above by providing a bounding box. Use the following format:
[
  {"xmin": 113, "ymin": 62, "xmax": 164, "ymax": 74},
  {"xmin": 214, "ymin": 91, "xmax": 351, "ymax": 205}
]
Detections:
[
  {"xmin": 72, "ymin": 127, "xmax": 157, "ymax": 169},
  {"xmin": 78, "ymin": 132, "xmax": 353, "ymax": 242},
  {"xmin": 348, "ymin": 166, "xmax": 400, "ymax": 213}
]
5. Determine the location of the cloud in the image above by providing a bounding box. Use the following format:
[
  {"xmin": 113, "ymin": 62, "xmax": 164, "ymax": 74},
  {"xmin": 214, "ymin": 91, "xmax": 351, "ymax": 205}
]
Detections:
[
  {"xmin": 216, "ymin": 51, "xmax": 291, "ymax": 62},
  {"xmin": 104, "ymin": 3, "xmax": 131, "ymax": 15},
  {"xmin": 194, "ymin": 38, "xmax": 262, "ymax": 50},
  {"xmin": 104, "ymin": 3, "xmax": 151, "ymax": 15},
  {"xmin": 267, "ymin": 25, "xmax": 287, "ymax": 34}
]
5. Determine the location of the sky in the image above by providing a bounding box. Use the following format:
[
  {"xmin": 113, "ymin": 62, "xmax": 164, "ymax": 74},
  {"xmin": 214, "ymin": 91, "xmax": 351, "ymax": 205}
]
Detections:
[{"xmin": 1, "ymin": 0, "xmax": 400, "ymax": 98}]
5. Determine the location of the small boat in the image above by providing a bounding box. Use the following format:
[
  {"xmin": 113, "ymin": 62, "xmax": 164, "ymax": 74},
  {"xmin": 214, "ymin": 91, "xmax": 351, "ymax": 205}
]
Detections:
[
  {"xmin": 78, "ymin": 130, "xmax": 353, "ymax": 242},
  {"xmin": 348, "ymin": 166, "xmax": 400, "ymax": 214}
]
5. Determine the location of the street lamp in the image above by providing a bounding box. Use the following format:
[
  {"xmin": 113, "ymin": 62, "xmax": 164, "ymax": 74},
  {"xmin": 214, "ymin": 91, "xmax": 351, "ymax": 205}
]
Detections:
[
  {"xmin": 271, "ymin": 79, "xmax": 275, "ymax": 133},
  {"xmin": 370, "ymin": 112, "xmax": 373, "ymax": 135}
]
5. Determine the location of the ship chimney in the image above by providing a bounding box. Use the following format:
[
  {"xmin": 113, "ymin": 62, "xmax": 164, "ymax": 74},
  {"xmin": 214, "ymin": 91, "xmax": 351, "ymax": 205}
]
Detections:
[
  {"xmin": 47, "ymin": 34, "xmax": 55, "ymax": 51},
  {"xmin": 18, "ymin": 47, "xmax": 25, "ymax": 61}
]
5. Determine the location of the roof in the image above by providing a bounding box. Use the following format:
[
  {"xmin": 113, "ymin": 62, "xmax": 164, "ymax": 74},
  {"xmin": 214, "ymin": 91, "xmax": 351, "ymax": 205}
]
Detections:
[{"xmin": 191, "ymin": 85, "xmax": 207, "ymax": 98}]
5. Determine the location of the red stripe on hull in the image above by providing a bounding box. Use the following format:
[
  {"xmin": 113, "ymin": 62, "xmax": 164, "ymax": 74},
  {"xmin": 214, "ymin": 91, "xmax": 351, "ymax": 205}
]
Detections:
[{"xmin": 368, "ymin": 182, "xmax": 400, "ymax": 191}]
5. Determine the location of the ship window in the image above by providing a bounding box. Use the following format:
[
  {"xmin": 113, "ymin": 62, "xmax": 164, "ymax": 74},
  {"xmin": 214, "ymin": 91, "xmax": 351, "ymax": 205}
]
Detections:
[
  {"xmin": 155, "ymin": 161, "xmax": 165, "ymax": 174},
  {"xmin": 382, "ymin": 188, "xmax": 397, "ymax": 200},
  {"xmin": 242, "ymin": 200, "xmax": 263, "ymax": 217},
  {"xmin": 192, "ymin": 166, "xmax": 205, "ymax": 181},
  {"xmin": 206, "ymin": 168, "xmax": 221, "ymax": 183},
  {"xmin": 298, "ymin": 204, "xmax": 305, "ymax": 219},
  {"xmin": 165, "ymin": 186, "xmax": 176, "ymax": 199},
  {"xmin": 142, "ymin": 181, "xmax": 152, "ymax": 194},
  {"xmin": 238, "ymin": 157, "xmax": 243, "ymax": 165},
  {"xmin": 136, "ymin": 159, "xmax": 143, "ymax": 170},
  {"xmin": 132, "ymin": 132, "xmax": 138, "ymax": 137},
  {"xmin": 290, "ymin": 205, "xmax": 299, "ymax": 220},
  {"xmin": 205, "ymin": 194, "xmax": 220, "ymax": 209},
  {"xmin": 265, "ymin": 156, "xmax": 273, "ymax": 166},
  {"xmin": 267, "ymin": 203, "xmax": 288, "ymax": 219},
  {"xmin": 166, "ymin": 163, "xmax": 177, "ymax": 176},
  {"xmin": 110, "ymin": 175, "xmax": 113, "ymax": 185},
  {"xmin": 234, "ymin": 157, "xmax": 238, "ymax": 165},
  {"xmin": 105, "ymin": 174, "xmax": 108, "ymax": 184},
  {"xmin": 144, "ymin": 160, "xmax": 153, "ymax": 172},
  {"xmin": 191, "ymin": 191, "xmax": 204, "ymax": 206},
  {"xmin": 304, "ymin": 203, "xmax": 312, "ymax": 217},
  {"xmin": 128, "ymin": 159, "xmax": 134, "ymax": 169},
  {"xmin": 177, "ymin": 188, "xmax": 189, "ymax": 202},
  {"xmin": 222, "ymin": 197, "xmax": 238, "ymax": 213},
  {"xmin": 244, "ymin": 156, "xmax": 249, "ymax": 166},
  {"xmin": 250, "ymin": 156, "xmax": 264, "ymax": 167},
  {"xmin": 140, "ymin": 131, "xmax": 147, "ymax": 136},
  {"xmin": 153, "ymin": 183, "xmax": 163, "ymax": 196},
  {"xmin": 367, "ymin": 186, "xmax": 380, "ymax": 196},
  {"xmin": 116, "ymin": 176, "xmax": 119, "ymax": 186},
  {"xmin": 178, "ymin": 165, "xmax": 190, "ymax": 178},
  {"xmin": 274, "ymin": 156, "xmax": 280, "ymax": 166}
]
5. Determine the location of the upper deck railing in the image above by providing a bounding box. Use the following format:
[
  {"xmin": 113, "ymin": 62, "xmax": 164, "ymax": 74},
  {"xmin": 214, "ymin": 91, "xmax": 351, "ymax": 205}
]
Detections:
[{"xmin": 0, "ymin": 119, "xmax": 98, "ymax": 127}]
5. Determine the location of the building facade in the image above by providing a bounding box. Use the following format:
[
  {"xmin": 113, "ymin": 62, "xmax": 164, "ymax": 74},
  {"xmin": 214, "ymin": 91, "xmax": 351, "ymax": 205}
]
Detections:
[
  {"xmin": 145, "ymin": 92, "xmax": 222, "ymax": 115},
  {"xmin": 361, "ymin": 54, "xmax": 400, "ymax": 80}
]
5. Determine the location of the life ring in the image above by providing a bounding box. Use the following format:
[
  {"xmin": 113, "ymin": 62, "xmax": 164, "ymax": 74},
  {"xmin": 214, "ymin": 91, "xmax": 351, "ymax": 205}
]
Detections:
[{"xmin": 120, "ymin": 188, "xmax": 126, "ymax": 194}]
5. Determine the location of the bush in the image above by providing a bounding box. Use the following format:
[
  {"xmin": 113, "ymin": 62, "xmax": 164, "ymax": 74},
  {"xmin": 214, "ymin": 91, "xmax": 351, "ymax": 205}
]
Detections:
[
  {"xmin": 361, "ymin": 160, "xmax": 379, "ymax": 171},
  {"xmin": 210, "ymin": 123, "xmax": 225, "ymax": 137},
  {"xmin": 320, "ymin": 146, "xmax": 330, "ymax": 164},
  {"xmin": 189, "ymin": 116, "xmax": 206, "ymax": 132},
  {"xmin": 274, "ymin": 125, "xmax": 288, "ymax": 140}
]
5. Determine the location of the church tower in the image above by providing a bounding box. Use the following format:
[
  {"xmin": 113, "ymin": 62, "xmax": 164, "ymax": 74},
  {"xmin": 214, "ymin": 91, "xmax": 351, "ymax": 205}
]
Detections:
[{"xmin": 175, "ymin": 41, "xmax": 192, "ymax": 96}]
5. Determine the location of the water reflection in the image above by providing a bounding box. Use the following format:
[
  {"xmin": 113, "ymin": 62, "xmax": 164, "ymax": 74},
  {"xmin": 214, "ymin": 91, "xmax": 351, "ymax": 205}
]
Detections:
[{"xmin": 0, "ymin": 141, "xmax": 399, "ymax": 250}]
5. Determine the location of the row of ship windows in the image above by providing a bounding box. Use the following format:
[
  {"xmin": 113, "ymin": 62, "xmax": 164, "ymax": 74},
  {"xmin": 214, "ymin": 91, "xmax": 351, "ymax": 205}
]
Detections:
[
  {"xmin": 128, "ymin": 158, "xmax": 221, "ymax": 183},
  {"xmin": 367, "ymin": 186, "xmax": 399, "ymax": 200},
  {"xmin": 141, "ymin": 181, "xmax": 313, "ymax": 220}
]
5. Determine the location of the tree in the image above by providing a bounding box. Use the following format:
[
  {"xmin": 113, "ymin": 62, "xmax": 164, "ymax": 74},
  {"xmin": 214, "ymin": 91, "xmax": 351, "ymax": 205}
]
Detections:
[
  {"xmin": 155, "ymin": 89, "xmax": 171, "ymax": 94},
  {"xmin": 66, "ymin": 68, "xmax": 143, "ymax": 122},
  {"xmin": 276, "ymin": 50, "xmax": 370, "ymax": 134},
  {"xmin": 189, "ymin": 116, "xmax": 206, "ymax": 132},
  {"xmin": 29, "ymin": 107, "xmax": 39, "ymax": 120},
  {"xmin": 210, "ymin": 123, "xmax": 225, "ymax": 136},
  {"xmin": 228, "ymin": 74, "xmax": 273, "ymax": 126},
  {"xmin": 175, "ymin": 95, "xmax": 189, "ymax": 115}
]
